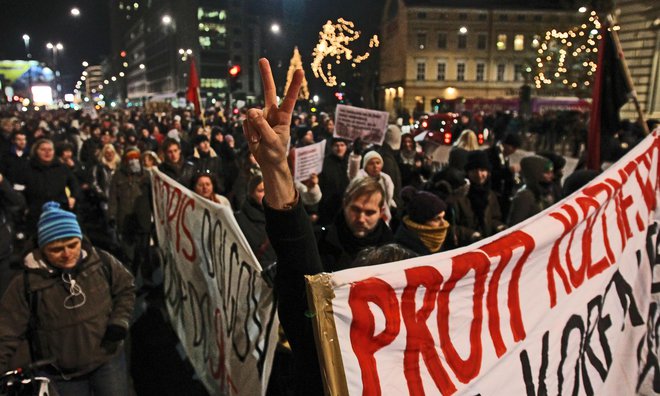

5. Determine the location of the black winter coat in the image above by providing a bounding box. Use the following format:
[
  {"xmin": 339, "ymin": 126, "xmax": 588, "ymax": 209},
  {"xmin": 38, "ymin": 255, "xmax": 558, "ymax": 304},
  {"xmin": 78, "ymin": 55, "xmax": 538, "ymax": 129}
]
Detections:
[
  {"xmin": 235, "ymin": 199, "xmax": 276, "ymax": 266},
  {"xmin": 317, "ymin": 153, "xmax": 348, "ymax": 226},
  {"xmin": 19, "ymin": 159, "xmax": 80, "ymax": 232}
]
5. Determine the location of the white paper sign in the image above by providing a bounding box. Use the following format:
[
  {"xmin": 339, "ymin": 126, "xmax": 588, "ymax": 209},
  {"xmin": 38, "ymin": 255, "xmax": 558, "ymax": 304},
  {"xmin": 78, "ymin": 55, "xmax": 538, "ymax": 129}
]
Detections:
[
  {"xmin": 334, "ymin": 104, "xmax": 389, "ymax": 145},
  {"xmin": 293, "ymin": 140, "xmax": 326, "ymax": 182}
]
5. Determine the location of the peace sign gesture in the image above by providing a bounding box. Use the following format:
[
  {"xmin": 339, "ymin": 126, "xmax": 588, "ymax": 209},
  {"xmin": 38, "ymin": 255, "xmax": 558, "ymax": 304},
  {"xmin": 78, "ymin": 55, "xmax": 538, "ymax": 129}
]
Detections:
[
  {"xmin": 243, "ymin": 58, "xmax": 304, "ymax": 168},
  {"xmin": 243, "ymin": 58, "xmax": 304, "ymax": 208}
]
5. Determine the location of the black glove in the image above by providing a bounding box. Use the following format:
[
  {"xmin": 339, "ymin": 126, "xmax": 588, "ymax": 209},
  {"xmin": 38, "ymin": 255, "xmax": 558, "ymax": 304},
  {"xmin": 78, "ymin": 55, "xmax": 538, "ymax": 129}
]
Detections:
[{"xmin": 101, "ymin": 324, "xmax": 127, "ymax": 352}]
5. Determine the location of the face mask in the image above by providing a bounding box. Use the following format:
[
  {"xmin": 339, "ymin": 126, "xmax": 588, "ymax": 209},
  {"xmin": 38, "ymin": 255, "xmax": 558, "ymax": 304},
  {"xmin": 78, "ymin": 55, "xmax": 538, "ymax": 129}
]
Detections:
[{"xmin": 128, "ymin": 158, "xmax": 141, "ymax": 173}]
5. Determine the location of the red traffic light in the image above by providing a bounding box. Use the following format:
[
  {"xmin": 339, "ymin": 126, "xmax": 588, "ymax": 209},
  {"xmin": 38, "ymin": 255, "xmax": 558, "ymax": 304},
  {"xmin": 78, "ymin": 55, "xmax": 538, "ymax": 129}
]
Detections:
[
  {"xmin": 229, "ymin": 65, "xmax": 241, "ymax": 77},
  {"xmin": 120, "ymin": 50, "xmax": 127, "ymax": 58}
]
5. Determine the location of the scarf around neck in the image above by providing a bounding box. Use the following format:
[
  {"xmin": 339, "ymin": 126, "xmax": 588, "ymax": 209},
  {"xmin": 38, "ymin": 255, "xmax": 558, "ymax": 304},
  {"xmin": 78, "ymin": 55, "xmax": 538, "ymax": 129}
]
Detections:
[{"xmin": 403, "ymin": 216, "xmax": 449, "ymax": 253}]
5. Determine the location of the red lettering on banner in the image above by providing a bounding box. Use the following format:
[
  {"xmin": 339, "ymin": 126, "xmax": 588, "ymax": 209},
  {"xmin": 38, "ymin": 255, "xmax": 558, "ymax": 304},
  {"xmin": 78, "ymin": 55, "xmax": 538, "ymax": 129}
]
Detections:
[
  {"xmin": 438, "ymin": 252, "xmax": 488, "ymax": 384},
  {"xmin": 349, "ymin": 278, "xmax": 400, "ymax": 396},
  {"xmin": 159, "ymin": 181, "xmax": 198, "ymax": 263},
  {"xmin": 547, "ymin": 204, "xmax": 578, "ymax": 307},
  {"xmin": 401, "ymin": 266, "xmax": 456, "ymax": 395},
  {"xmin": 546, "ymin": 139, "xmax": 659, "ymax": 307},
  {"xmin": 480, "ymin": 231, "xmax": 535, "ymax": 357},
  {"xmin": 181, "ymin": 198, "xmax": 196, "ymax": 261}
]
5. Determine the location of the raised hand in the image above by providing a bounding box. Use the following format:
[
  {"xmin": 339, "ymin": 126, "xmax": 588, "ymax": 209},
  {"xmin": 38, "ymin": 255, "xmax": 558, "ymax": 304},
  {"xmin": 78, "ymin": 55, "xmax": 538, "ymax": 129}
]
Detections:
[
  {"xmin": 243, "ymin": 58, "xmax": 304, "ymax": 168},
  {"xmin": 243, "ymin": 58, "xmax": 304, "ymax": 209}
]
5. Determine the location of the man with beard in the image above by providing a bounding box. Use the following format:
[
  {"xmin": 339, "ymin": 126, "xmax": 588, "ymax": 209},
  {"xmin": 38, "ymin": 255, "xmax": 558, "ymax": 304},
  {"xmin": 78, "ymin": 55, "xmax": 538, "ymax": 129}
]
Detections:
[{"xmin": 452, "ymin": 150, "xmax": 505, "ymax": 246}]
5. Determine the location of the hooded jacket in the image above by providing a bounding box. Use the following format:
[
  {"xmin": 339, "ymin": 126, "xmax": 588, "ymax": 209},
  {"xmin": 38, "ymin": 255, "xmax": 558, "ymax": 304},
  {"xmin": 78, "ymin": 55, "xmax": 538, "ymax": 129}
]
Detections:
[
  {"xmin": 107, "ymin": 163, "xmax": 151, "ymax": 234},
  {"xmin": 0, "ymin": 241, "xmax": 135, "ymax": 377},
  {"xmin": 507, "ymin": 155, "xmax": 557, "ymax": 226}
]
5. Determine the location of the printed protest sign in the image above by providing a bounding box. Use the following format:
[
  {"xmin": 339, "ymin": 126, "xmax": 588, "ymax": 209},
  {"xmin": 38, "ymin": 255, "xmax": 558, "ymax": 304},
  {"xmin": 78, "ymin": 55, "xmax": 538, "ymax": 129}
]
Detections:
[
  {"xmin": 307, "ymin": 133, "xmax": 660, "ymax": 395},
  {"xmin": 293, "ymin": 140, "xmax": 326, "ymax": 182},
  {"xmin": 151, "ymin": 169, "xmax": 279, "ymax": 396},
  {"xmin": 334, "ymin": 104, "xmax": 389, "ymax": 145}
]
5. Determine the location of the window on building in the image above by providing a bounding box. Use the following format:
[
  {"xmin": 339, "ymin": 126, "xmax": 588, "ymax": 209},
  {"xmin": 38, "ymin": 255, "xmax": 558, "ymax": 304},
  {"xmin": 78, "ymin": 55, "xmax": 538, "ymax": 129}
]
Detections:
[
  {"xmin": 514, "ymin": 34, "xmax": 524, "ymax": 51},
  {"xmin": 476, "ymin": 63, "xmax": 485, "ymax": 81},
  {"xmin": 233, "ymin": 41, "xmax": 242, "ymax": 49},
  {"xmin": 416, "ymin": 33, "xmax": 427, "ymax": 49},
  {"xmin": 199, "ymin": 36, "xmax": 211, "ymax": 48},
  {"xmin": 437, "ymin": 62, "xmax": 446, "ymax": 80},
  {"xmin": 437, "ymin": 32, "xmax": 447, "ymax": 49},
  {"xmin": 534, "ymin": 15, "xmax": 542, "ymax": 22},
  {"xmin": 497, "ymin": 64, "xmax": 506, "ymax": 81},
  {"xmin": 416, "ymin": 61, "xmax": 426, "ymax": 80},
  {"xmin": 477, "ymin": 34, "xmax": 487, "ymax": 50},
  {"xmin": 457, "ymin": 62, "xmax": 465, "ymax": 81},
  {"xmin": 478, "ymin": 14, "xmax": 487, "ymax": 21},
  {"xmin": 499, "ymin": 14, "xmax": 508, "ymax": 21},
  {"xmin": 517, "ymin": 15, "xmax": 525, "ymax": 21},
  {"xmin": 497, "ymin": 34, "xmax": 507, "ymax": 50},
  {"xmin": 514, "ymin": 64, "xmax": 524, "ymax": 81},
  {"xmin": 417, "ymin": 12, "xmax": 426, "ymax": 19},
  {"xmin": 457, "ymin": 34, "xmax": 467, "ymax": 49},
  {"xmin": 459, "ymin": 13, "xmax": 468, "ymax": 20}
]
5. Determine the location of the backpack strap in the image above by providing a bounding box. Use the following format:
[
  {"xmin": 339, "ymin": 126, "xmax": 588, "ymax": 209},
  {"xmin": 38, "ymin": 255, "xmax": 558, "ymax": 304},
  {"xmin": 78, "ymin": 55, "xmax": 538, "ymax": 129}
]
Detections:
[{"xmin": 23, "ymin": 271, "xmax": 43, "ymax": 362}]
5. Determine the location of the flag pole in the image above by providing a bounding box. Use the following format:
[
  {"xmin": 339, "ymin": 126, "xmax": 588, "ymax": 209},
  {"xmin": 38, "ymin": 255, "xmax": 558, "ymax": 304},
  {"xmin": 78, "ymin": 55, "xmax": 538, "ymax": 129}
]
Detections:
[{"xmin": 607, "ymin": 14, "xmax": 650, "ymax": 135}]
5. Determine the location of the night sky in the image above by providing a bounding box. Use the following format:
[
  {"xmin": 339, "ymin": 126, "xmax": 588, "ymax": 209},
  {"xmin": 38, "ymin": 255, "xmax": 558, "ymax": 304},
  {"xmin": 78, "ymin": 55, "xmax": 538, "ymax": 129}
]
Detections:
[{"xmin": 0, "ymin": 0, "xmax": 383, "ymax": 94}]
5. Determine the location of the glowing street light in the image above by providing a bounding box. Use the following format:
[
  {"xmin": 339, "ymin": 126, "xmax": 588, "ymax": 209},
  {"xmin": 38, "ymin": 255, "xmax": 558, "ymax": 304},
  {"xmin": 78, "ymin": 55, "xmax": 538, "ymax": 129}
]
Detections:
[
  {"xmin": 459, "ymin": 26, "xmax": 468, "ymax": 34},
  {"xmin": 82, "ymin": 61, "xmax": 89, "ymax": 67},
  {"xmin": 71, "ymin": 7, "xmax": 80, "ymax": 17},
  {"xmin": 270, "ymin": 23, "xmax": 281, "ymax": 34},
  {"xmin": 578, "ymin": 6, "xmax": 587, "ymax": 13},
  {"xmin": 162, "ymin": 15, "xmax": 172, "ymax": 25},
  {"xmin": 139, "ymin": 63, "xmax": 145, "ymax": 70}
]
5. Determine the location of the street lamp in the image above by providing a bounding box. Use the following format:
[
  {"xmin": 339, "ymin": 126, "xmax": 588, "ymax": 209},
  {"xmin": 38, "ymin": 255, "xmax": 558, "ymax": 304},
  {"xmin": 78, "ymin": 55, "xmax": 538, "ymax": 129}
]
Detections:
[
  {"xmin": 82, "ymin": 61, "xmax": 89, "ymax": 67},
  {"xmin": 270, "ymin": 23, "xmax": 281, "ymax": 34},
  {"xmin": 162, "ymin": 15, "xmax": 172, "ymax": 25},
  {"xmin": 71, "ymin": 7, "xmax": 80, "ymax": 17},
  {"xmin": 22, "ymin": 34, "xmax": 31, "ymax": 58},
  {"xmin": 46, "ymin": 42, "xmax": 64, "ymax": 101}
]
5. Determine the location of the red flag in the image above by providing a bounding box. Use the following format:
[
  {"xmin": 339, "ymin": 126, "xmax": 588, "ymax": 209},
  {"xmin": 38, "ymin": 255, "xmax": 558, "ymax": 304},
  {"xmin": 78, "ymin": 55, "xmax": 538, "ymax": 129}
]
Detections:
[
  {"xmin": 587, "ymin": 27, "xmax": 631, "ymax": 170},
  {"xmin": 186, "ymin": 56, "xmax": 202, "ymax": 117}
]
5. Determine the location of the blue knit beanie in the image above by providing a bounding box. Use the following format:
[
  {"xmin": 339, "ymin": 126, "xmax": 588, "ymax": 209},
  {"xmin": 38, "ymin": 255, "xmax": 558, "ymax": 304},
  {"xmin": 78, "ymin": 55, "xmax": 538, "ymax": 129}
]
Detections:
[{"xmin": 38, "ymin": 202, "xmax": 82, "ymax": 247}]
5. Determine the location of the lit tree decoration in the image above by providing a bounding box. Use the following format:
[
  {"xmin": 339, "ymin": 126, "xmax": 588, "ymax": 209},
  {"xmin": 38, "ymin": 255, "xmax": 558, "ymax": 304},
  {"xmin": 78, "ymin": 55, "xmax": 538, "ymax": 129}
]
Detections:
[
  {"xmin": 533, "ymin": 11, "xmax": 603, "ymax": 97},
  {"xmin": 311, "ymin": 18, "xmax": 379, "ymax": 87},
  {"xmin": 284, "ymin": 47, "xmax": 310, "ymax": 99}
]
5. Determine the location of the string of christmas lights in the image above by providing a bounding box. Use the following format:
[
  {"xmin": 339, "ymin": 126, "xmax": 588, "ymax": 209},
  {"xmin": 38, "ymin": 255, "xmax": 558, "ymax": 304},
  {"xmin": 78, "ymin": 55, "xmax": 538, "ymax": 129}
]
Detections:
[
  {"xmin": 533, "ymin": 10, "xmax": 605, "ymax": 95},
  {"xmin": 310, "ymin": 18, "xmax": 379, "ymax": 87}
]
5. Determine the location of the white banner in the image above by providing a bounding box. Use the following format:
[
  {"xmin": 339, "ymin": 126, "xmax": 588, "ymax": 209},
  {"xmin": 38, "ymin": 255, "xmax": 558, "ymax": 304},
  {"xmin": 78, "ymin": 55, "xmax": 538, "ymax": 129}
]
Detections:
[
  {"xmin": 308, "ymin": 133, "xmax": 660, "ymax": 395},
  {"xmin": 293, "ymin": 140, "xmax": 326, "ymax": 182},
  {"xmin": 334, "ymin": 104, "xmax": 389, "ymax": 145},
  {"xmin": 151, "ymin": 169, "xmax": 279, "ymax": 396}
]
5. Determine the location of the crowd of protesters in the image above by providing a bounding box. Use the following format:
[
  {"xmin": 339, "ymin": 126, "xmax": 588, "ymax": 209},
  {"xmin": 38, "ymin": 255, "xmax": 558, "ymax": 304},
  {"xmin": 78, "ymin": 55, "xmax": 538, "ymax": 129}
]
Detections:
[{"xmin": 0, "ymin": 66, "xmax": 656, "ymax": 394}]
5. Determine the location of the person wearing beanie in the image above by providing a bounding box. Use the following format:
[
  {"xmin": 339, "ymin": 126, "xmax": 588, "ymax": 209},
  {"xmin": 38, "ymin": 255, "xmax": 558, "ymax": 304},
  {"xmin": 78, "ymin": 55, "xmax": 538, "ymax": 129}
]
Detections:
[
  {"xmin": 394, "ymin": 189, "xmax": 450, "ymax": 256},
  {"xmin": 452, "ymin": 150, "xmax": 505, "ymax": 246},
  {"xmin": 348, "ymin": 149, "xmax": 396, "ymax": 222},
  {"xmin": 0, "ymin": 201, "xmax": 135, "ymax": 394},
  {"xmin": 486, "ymin": 132, "xmax": 523, "ymax": 219},
  {"xmin": 507, "ymin": 155, "xmax": 558, "ymax": 226}
]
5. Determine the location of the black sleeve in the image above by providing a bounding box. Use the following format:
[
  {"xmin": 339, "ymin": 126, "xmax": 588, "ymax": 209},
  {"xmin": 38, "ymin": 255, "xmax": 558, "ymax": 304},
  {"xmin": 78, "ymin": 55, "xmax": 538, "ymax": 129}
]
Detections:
[{"xmin": 264, "ymin": 197, "xmax": 325, "ymax": 394}]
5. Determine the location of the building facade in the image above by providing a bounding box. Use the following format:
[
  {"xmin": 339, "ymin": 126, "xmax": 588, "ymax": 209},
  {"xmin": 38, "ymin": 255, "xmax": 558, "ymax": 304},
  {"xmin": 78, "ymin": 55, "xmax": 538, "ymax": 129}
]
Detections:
[
  {"xmin": 109, "ymin": 0, "xmax": 265, "ymax": 107},
  {"xmin": 379, "ymin": 0, "xmax": 580, "ymax": 116},
  {"xmin": 616, "ymin": 0, "xmax": 660, "ymax": 120}
]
